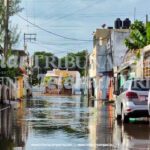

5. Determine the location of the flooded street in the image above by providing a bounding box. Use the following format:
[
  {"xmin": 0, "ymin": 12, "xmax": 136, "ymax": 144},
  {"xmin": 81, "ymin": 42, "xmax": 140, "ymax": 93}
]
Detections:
[
  {"xmin": 0, "ymin": 96, "xmax": 150, "ymax": 150},
  {"xmin": 1, "ymin": 0, "xmax": 150, "ymax": 149}
]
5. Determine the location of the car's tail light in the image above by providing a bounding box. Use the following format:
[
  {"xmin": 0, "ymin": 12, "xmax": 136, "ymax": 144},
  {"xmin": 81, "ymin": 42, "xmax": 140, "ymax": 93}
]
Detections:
[
  {"xmin": 126, "ymin": 108, "xmax": 132, "ymax": 112},
  {"xmin": 126, "ymin": 92, "xmax": 138, "ymax": 99}
]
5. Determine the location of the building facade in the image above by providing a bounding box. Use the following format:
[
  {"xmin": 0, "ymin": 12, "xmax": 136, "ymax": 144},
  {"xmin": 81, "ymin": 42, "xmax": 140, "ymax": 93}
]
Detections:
[{"xmin": 89, "ymin": 28, "xmax": 130, "ymax": 102}]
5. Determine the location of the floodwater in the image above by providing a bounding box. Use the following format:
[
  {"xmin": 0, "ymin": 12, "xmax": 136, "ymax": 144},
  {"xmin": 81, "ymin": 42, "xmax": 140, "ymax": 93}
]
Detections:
[{"xmin": 0, "ymin": 95, "xmax": 150, "ymax": 150}]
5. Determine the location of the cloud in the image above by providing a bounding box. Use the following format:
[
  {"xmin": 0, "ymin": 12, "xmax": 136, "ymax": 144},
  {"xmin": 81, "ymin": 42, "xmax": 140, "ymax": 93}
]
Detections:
[{"xmin": 12, "ymin": 0, "xmax": 150, "ymax": 55}]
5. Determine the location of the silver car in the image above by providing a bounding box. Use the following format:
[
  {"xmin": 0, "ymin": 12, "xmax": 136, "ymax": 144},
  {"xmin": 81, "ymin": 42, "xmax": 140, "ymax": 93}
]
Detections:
[{"xmin": 115, "ymin": 79, "xmax": 149, "ymax": 123}]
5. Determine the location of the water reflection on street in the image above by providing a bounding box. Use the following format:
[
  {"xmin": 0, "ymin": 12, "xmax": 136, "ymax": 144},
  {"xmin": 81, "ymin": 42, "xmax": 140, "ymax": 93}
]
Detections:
[
  {"xmin": 0, "ymin": 96, "xmax": 150, "ymax": 150},
  {"xmin": 113, "ymin": 120, "xmax": 150, "ymax": 150}
]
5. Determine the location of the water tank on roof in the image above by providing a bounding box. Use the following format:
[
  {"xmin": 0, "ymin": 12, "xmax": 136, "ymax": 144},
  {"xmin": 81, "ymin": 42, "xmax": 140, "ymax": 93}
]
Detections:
[
  {"xmin": 123, "ymin": 18, "xmax": 131, "ymax": 29},
  {"xmin": 115, "ymin": 18, "xmax": 122, "ymax": 29},
  {"xmin": 108, "ymin": 27, "xmax": 113, "ymax": 29}
]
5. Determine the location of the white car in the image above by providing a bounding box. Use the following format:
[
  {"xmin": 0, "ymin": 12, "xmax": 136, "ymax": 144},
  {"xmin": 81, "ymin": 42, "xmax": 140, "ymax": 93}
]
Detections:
[{"xmin": 115, "ymin": 79, "xmax": 149, "ymax": 123}]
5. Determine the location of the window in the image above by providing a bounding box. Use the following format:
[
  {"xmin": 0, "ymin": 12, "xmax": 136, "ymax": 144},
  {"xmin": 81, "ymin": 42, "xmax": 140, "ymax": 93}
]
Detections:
[{"xmin": 123, "ymin": 81, "xmax": 131, "ymax": 91}]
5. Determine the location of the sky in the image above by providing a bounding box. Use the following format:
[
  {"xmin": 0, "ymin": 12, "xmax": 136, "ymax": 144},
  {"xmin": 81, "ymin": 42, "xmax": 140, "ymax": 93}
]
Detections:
[{"xmin": 11, "ymin": 0, "xmax": 150, "ymax": 56}]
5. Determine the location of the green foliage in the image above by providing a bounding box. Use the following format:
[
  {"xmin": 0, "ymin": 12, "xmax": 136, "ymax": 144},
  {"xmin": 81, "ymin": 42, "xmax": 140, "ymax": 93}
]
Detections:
[
  {"xmin": 0, "ymin": 1, "xmax": 5, "ymax": 44},
  {"xmin": 33, "ymin": 51, "xmax": 56, "ymax": 74},
  {"xmin": 0, "ymin": 0, "xmax": 22, "ymax": 52},
  {"xmin": 136, "ymin": 49, "xmax": 141, "ymax": 59},
  {"xmin": 9, "ymin": 0, "xmax": 23, "ymax": 16},
  {"xmin": 32, "ymin": 52, "xmax": 57, "ymax": 85},
  {"xmin": 146, "ymin": 22, "xmax": 150, "ymax": 44},
  {"xmin": 0, "ymin": 67, "xmax": 22, "ymax": 78},
  {"xmin": 60, "ymin": 50, "xmax": 87, "ymax": 76},
  {"xmin": 30, "ymin": 68, "xmax": 39, "ymax": 86},
  {"xmin": 125, "ymin": 20, "xmax": 147, "ymax": 50},
  {"xmin": 32, "ymin": 50, "xmax": 87, "ymax": 85},
  {"xmin": 44, "ymin": 76, "xmax": 51, "ymax": 84}
]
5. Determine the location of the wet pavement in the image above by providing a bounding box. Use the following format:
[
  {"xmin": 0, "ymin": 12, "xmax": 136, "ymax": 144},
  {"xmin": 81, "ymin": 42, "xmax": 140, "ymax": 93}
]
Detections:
[{"xmin": 0, "ymin": 95, "xmax": 150, "ymax": 150}]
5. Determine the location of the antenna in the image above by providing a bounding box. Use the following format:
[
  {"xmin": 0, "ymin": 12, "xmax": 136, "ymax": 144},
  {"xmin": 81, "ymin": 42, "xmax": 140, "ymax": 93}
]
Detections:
[
  {"xmin": 134, "ymin": 7, "xmax": 136, "ymax": 21},
  {"xmin": 146, "ymin": 14, "xmax": 149, "ymax": 24}
]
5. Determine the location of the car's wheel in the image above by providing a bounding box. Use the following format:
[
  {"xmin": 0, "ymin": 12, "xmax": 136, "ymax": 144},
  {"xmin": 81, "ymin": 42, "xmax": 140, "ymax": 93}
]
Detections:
[
  {"xmin": 115, "ymin": 110, "xmax": 121, "ymax": 121},
  {"xmin": 149, "ymin": 104, "xmax": 150, "ymax": 116},
  {"xmin": 7, "ymin": 89, "xmax": 10, "ymax": 100},
  {"xmin": 114, "ymin": 103, "xmax": 121, "ymax": 120},
  {"xmin": 121, "ymin": 107, "xmax": 129, "ymax": 123}
]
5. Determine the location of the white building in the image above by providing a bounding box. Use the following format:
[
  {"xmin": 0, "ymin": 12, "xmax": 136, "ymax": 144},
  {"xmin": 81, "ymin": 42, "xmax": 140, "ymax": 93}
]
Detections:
[{"xmin": 89, "ymin": 28, "xmax": 130, "ymax": 101}]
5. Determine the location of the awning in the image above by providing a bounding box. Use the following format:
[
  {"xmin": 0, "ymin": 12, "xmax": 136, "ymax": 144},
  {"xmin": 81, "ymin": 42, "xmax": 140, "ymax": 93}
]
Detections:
[
  {"xmin": 45, "ymin": 73, "xmax": 59, "ymax": 77},
  {"xmin": 118, "ymin": 60, "xmax": 135, "ymax": 73}
]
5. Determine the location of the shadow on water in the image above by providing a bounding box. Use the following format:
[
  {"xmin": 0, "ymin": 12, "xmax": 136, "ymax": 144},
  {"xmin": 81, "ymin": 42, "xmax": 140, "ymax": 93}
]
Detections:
[{"xmin": 0, "ymin": 107, "xmax": 28, "ymax": 150}]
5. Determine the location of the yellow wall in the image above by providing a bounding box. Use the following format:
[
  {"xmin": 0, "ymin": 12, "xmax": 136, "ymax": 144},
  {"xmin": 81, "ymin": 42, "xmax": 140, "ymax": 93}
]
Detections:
[
  {"xmin": 54, "ymin": 70, "xmax": 76, "ymax": 78},
  {"xmin": 17, "ymin": 76, "xmax": 24, "ymax": 98}
]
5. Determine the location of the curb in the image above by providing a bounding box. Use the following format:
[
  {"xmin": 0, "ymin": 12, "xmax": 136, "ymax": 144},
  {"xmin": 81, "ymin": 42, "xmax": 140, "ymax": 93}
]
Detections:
[{"xmin": 0, "ymin": 106, "xmax": 10, "ymax": 112}]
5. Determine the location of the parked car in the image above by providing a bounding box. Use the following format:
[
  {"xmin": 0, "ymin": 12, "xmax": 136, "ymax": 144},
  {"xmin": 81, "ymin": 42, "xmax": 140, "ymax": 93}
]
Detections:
[{"xmin": 115, "ymin": 79, "xmax": 150, "ymax": 123}]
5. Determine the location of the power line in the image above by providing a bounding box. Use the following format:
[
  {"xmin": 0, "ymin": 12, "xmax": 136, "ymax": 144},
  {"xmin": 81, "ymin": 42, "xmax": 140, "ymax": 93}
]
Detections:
[
  {"xmin": 30, "ymin": 34, "xmax": 109, "ymax": 48},
  {"xmin": 31, "ymin": 0, "xmax": 71, "ymax": 23},
  {"xmin": 36, "ymin": 40, "xmax": 89, "ymax": 46},
  {"xmin": 17, "ymin": 14, "xmax": 93, "ymax": 42},
  {"xmin": 53, "ymin": 0, "xmax": 100, "ymax": 21},
  {"xmin": 29, "ymin": 41, "xmax": 80, "ymax": 55}
]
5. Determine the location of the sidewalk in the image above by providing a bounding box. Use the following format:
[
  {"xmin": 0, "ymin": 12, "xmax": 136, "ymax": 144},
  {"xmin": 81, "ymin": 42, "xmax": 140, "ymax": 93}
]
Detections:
[{"xmin": 0, "ymin": 104, "xmax": 10, "ymax": 112}]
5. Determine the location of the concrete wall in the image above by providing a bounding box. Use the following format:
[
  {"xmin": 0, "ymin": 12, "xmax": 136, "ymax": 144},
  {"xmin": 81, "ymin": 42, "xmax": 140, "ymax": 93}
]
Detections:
[
  {"xmin": 89, "ymin": 47, "xmax": 97, "ymax": 78},
  {"xmin": 111, "ymin": 30, "xmax": 130, "ymax": 66},
  {"xmin": 89, "ymin": 29, "xmax": 129, "ymax": 101},
  {"xmin": 73, "ymin": 72, "xmax": 81, "ymax": 93}
]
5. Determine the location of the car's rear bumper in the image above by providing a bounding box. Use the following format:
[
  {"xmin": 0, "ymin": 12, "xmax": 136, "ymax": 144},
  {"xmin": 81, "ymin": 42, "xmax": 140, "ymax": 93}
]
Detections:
[
  {"xmin": 125, "ymin": 102, "xmax": 149, "ymax": 117},
  {"xmin": 127, "ymin": 110, "xmax": 149, "ymax": 118}
]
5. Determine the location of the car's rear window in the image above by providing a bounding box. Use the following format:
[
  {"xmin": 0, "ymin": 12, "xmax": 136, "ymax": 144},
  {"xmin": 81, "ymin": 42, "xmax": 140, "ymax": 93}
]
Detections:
[{"xmin": 131, "ymin": 80, "xmax": 150, "ymax": 91}]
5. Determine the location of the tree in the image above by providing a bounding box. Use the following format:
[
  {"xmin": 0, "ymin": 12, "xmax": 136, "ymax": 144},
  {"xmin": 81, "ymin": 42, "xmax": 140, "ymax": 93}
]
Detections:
[
  {"xmin": 125, "ymin": 20, "xmax": 150, "ymax": 51},
  {"xmin": 0, "ymin": 0, "xmax": 22, "ymax": 54},
  {"xmin": 9, "ymin": 0, "xmax": 23, "ymax": 16},
  {"xmin": 33, "ymin": 51, "xmax": 57, "ymax": 74},
  {"xmin": 31, "ymin": 50, "xmax": 87, "ymax": 85},
  {"xmin": 60, "ymin": 50, "xmax": 87, "ymax": 76},
  {"xmin": 0, "ymin": 67, "xmax": 22, "ymax": 78},
  {"xmin": 32, "ymin": 51, "xmax": 58, "ymax": 85},
  {"xmin": 0, "ymin": 0, "xmax": 22, "ymax": 80},
  {"xmin": 147, "ymin": 22, "xmax": 150, "ymax": 44}
]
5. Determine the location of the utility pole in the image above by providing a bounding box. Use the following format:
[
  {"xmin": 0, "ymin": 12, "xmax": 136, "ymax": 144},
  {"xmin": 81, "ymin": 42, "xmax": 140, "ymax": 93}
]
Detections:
[
  {"xmin": 24, "ymin": 33, "xmax": 37, "ymax": 51},
  {"xmin": 110, "ymin": 31, "xmax": 113, "ymax": 67},
  {"xmin": 4, "ymin": 0, "xmax": 10, "ymax": 59},
  {"xmin": 24, "ymin": 33, "xmax": 36, "ymax": 76},
  {"xmin": 84, "ymin": 50, "xmax": 91, "ymax": 106}
]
